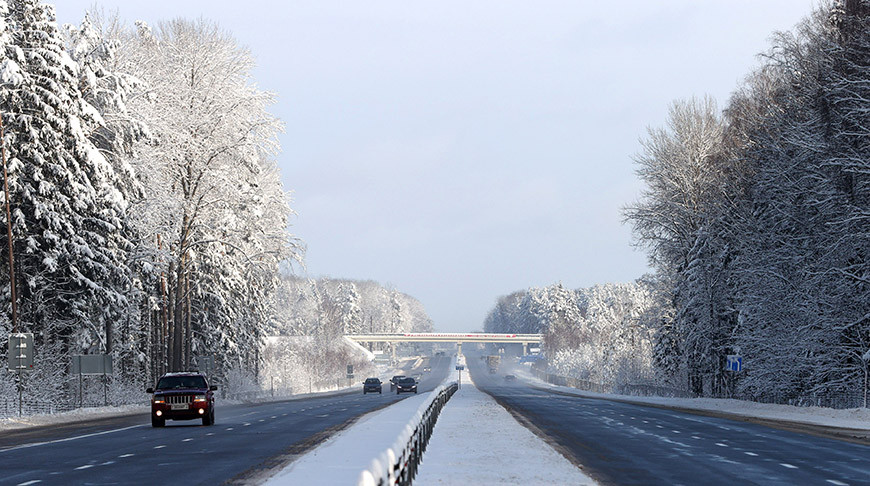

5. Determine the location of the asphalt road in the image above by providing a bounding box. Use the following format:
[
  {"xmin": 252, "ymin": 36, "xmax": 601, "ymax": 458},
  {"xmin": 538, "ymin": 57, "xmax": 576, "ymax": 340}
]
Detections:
[
  {"xmin": 0, "ymin": 355, "xmax": 450, "ymax": 486},
  {"xmin": 468, "ymin": 354, "xmax": 870, "ymax": 486}
]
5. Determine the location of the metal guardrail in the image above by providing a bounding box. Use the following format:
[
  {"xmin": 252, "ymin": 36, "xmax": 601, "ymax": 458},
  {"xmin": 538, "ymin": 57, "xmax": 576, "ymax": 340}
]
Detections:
[{"xmin": 357, "ymin": 382, "xmax": 459, "ymax": 486}]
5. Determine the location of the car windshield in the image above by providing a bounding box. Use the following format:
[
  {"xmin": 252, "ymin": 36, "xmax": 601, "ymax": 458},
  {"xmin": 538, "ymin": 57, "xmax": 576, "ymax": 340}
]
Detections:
[
  {"xmin": 365, "ymin": 378, "xmax": 379, "ymax": 384},
  {"xmin": 400, "ymin": 378, "xmax": 416, "ymax": 384},
  {"xmin": 156, "ymin": 375, "xmax": 207, "ymax": 389}
]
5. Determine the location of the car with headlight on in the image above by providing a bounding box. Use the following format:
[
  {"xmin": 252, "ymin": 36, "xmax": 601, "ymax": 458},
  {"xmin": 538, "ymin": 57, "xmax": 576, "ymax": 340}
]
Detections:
[
  {"xmin": 146, "ymin": 372, "xmax": 217, "ymax": 427},
  {"xmin": 390, "ymin": 375, "xmax": 406, "ymax": 391},
  {"xmin": 395, "ymin": 377, "xmax": 418, "ymax": 394}
]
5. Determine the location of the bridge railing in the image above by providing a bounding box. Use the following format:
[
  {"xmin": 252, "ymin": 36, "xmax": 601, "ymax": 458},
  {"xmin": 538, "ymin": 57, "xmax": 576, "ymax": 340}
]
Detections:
[{"xmin": 357, "ymin": 382, "xmax": 459, "ymax": 486}]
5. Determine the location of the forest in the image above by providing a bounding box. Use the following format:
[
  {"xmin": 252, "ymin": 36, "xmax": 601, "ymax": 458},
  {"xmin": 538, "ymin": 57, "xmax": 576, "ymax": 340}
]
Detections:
[
  {"xmin": 486, "ymin": 1, "xmax": 870, "ymax": 408},
  {"xmin": 0, "ymin": 1, "xmax": 432, "ymax": 410}
]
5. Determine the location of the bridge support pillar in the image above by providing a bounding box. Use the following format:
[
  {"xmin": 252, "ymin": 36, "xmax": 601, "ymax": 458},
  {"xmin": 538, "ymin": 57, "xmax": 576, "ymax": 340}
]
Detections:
[
  {"xmin": 457, "ymin": 342, "xmax": 462, "ymax": 357},
  {"xmin": 391, "ymin": 342, "xmax": 397, "ymax": 363},
  {"xmin": 523, "ymin": 342, "xmax": 529, "ymax": 356}
]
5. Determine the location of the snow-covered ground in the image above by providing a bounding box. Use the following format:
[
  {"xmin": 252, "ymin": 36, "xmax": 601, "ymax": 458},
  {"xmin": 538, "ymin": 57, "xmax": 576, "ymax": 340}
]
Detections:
[
  {"xmin": 0, "ymin": 404, "xmax": 148, "ymax": 431},
  {"xmin": 265, "ymin": 391, "xmax": 431, "ymax": 485},
  {"xmin": 413, "ymin": 368, "xmax": 596, "ymax": 485},
  {"xmin": 517, "ymin": 367, "xmax": 870, "ymax": 431}
]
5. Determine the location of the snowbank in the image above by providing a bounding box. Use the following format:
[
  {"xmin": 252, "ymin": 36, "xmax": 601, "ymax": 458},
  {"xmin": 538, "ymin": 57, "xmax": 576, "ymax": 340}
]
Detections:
[
  {"xmin": 518, "ymin": 368, "xmax": 870, "ymax": 431},
  {"xmin": 414, "ymin": 368, "xmax": 596, "ymax": 485},
  {"xmin": 266, "ymin": 392, "xmax": 431, "ymax": 484},
  {"xmin": 0, "ymin": 404, "xmax": 148, "ymax": 432}
]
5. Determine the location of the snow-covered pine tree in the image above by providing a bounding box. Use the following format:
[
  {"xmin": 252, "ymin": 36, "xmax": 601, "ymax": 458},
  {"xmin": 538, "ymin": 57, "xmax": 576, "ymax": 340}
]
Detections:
[{"xmin": 0, "ymin": 0, "xmax": 130, "ymax": 391}]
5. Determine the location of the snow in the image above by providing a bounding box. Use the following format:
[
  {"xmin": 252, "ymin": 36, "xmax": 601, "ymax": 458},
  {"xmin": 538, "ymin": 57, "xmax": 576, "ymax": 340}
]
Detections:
[
  {"xmin": 0, "ymin": 404, "xmax": 147, "ymax": 432},
  {"xmin": 268, "ymin": 363, "xmax": 596, "ymax": 486},
  {"xmin": 413, "ymin": 368, "xmax": 597, "ymax": 485},
  {"xmin": 517, "ymin": 367, "xmax": 870, "ymax": 431},
  {"xmin": 265, "ymin": 391, "xmax": 431, "ymax": 485}
]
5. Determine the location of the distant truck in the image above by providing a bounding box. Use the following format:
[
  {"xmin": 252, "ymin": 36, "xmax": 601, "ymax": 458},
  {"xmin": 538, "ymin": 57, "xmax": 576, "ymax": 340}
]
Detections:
[{"xmin": 486, "ymin": 355, "xmax": 500, "ymax": 373}]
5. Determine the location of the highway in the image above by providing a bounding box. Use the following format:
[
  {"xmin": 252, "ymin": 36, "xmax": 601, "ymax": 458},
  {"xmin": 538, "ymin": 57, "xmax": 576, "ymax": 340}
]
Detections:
[
  {"xmin": 468, "ymin": 353, "xmax": 870, "ymax": 486},
  {"xmin": 0, "ymin": 355, "xmax": 450, "ymax": 485}
]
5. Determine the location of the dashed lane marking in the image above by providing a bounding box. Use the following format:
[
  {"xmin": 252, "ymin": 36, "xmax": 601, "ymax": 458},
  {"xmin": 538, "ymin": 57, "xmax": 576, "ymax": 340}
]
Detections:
[
  {"xmin": 100, "ymin": 461, "xmax": 115, "ymax": 466},
  {"xmin": 0, "ymin": 424, "xmax": 144, "ymax": 453},
  {"xmin": 780, "ymin": 463, "xmax": 798, "ymax": 469},
  {"xmin": 16, "ymin": 480, "xmax": 42, "ymax": 485},
  {"xmin": 744, "ymin": 452, "xmax": 758, "ymax": 457},
  {"xmin": 826, "ymin": 480, "xmax": 848, "ymax": 485},
  {"xmin": 271, "ymin": 416, "xmax": 277, "ymax": 419},
  {"xmin": 182, "ymin": 438, "xmax": 193, "ymax": 442},
  {"xmin": 226, "ymin": 427, "xmax": 234, "ymax": 431},
  {"xmin": 715, "ymin": 443, "xmax": 728, "ymax": 447},
  {"xmin": 154, "ymin": 445, "xmax": 166, "ymax": 449},
  {"xmin": 74, "ymin": 465, "xmax": 94, "ymax": 470},
  {"xmin": 118, "ymin": 454, "xmax": 134, "ymax": 458},
  {"xmin": 243, "ymin": 423, "xmax": 251, "ymax": 427}
]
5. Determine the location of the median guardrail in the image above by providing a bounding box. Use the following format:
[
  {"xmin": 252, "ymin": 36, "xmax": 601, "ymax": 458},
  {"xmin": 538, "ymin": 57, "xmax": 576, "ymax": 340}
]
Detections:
[{"xmin": 357, "ymin": 381, "xmax": 459, "ymax": 486}]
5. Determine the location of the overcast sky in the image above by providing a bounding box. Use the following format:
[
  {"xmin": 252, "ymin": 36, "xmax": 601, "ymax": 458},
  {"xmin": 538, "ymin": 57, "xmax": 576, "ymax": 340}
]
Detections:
[{"xmin": 57, "ymin": 1, "xmax": 814, "ymax": 332}]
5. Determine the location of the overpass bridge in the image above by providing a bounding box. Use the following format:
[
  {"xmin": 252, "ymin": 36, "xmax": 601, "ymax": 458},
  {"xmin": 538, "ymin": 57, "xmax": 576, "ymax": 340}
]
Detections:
[{"xmin": 345, "ymin": 333, "xmax": 543, "ymax": 359}]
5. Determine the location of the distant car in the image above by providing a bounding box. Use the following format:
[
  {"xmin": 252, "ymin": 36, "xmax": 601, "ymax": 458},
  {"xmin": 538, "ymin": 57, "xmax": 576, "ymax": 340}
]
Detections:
[
  {"xmin": 423, "ymin": 366, "xmax": 431, "ymax": 373},
  {"xmin": 363, "ymin": 377, "xmax": 382, "ymax": 394},
  {"xmin": 390, "ymin": 375, "xmax": 406, "ymax": 391},
  {"xmin": 146, "ymin": 372, "xmax": 217, "ymax": 427},
  {"xmin": 504, "ymin": 374, "xmax": 517, "ymax": 382},
  {"xmin": 396, "ymin": 377, "xmax": 418, "ymax": 394}
]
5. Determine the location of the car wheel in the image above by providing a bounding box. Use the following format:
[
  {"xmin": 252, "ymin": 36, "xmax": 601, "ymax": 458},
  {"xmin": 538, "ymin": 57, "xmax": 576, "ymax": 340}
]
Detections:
[
  {"xmin": 379, "ymin": 390, "xmax": 382, "ymax": 394},
  {"xmin": 202, "ymin": 413, "xmax": 212, "ymax": 426},
  {"xmin": 152, "ymin": 416, "xmax": 165, "ymax": 428},
  {"xmin": 210, "ymin": 411, "xmax": 216, "ymax": 425},
  {"xmin": 363, "ymin": 390, "xmax": 366, "ymax": 394}
]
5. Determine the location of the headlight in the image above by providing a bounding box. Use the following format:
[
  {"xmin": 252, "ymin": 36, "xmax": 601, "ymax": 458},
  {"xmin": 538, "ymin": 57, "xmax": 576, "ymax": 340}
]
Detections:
[
  {"xmin": 153, "ymin": 398, "xmax": 164, "ymax": 404},
  {"xmin": 193, "ymin": 395, "xmax": 207, "ymax": 402}
]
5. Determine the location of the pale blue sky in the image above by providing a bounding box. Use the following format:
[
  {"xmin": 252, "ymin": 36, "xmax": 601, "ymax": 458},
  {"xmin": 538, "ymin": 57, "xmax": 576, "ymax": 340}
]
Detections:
[{"xmin": 57, "ymin": 1, "xmax": 814, "ymax": 332}]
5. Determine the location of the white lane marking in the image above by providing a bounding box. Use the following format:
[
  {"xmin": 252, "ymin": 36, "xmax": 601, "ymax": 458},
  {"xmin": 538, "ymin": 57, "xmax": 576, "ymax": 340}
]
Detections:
[
  {"xmin": 715, "ymin": 443, "xmax": 728, "ymax": 447},
  {"xmin": 100, "ymin": 461, "xmax": 115, "ymax": 466},
  {"xmin": 17, "ymin": 481, "xmax": 42, "ymax": 485},
  {"xmin": 656, "ymin": 425, "xmax": 664, "ymax": 429},
  {"xmin": 206, "ymin": 433, "xmax": 214, "ymax": 436},
  {"xmin": 826, "ymin": 480, "xmax": 848, "ymax": 486},
  {"xmin": 0, "ymin": 424, "xmax": 144, "ymax": 453},
  {"xmin": 226, "ymin": 427, "xmax": 234, "ymax": 431},
  {"xmin": 258, "ymin": 419, "xmax": 265, "ymax": 422},
  {"xmin": 744, "ymin": 452, "xmax": 758, "ymax": 457},
  {"xmin": 642, "ymin": 420, "xmax": 649, "ymax": 424},
  {"xmin": 118, "ymin": 454, "xmax": 134, "ymax": 458},
  {"xmin": 74, "ymin": 465, "xmax": 94, "ymax": 470},
  {"xmin": 282, "ymin": 413, "xmax": 287, "ymax": 416},
  {"xmin": 271, "ymin": 416, "xmax": 277, "ymax": 419},
  {"xmin": 691, "ymin": 436, "xmax": 701, "ymax": 440},
  {"xmin": 316, "ymin": 414, "xmax": 329, "ymax": 418},
  {"xmin": 154, "ymin": 445, "xmax": 166, "ymax": 449},
  {"xmin": 243, "ymin": 423, "xmax": 251, "ymax": 427},
  {"xmin": 780, "ymin": 463, "xmax": 798, "ymax": 469},
  {"xmin": 182, "ymin": 438, "xmax": 193, "ymax": 442},
  {"xmin": 672, "ymin": 430, "xmax": 681, "ymax": 434}
]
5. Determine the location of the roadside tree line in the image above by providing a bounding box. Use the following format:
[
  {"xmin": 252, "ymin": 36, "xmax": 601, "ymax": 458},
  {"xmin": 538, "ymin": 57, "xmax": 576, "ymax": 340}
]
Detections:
[
  {"xmin": 624, "ymin": 0, "xmax": 870, "ymax": 402},
  {"xmin": 0, "ymin": 1, "xmax": 300, "ymax": 403}
]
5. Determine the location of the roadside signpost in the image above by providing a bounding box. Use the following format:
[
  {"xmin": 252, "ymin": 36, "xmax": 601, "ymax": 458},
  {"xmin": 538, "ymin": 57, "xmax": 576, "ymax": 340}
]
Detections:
[
  {"xmin": 7, "ymin": 333, "xmax": 33, "ymax": 416},
  {"xmin": 72, "ymin": 354, "xmax": 113, "ymax": 407},
  {"xmin": 726, "ymin": 355, "xmax": 743, "ymax": 372},
  {"xmin": 346, "ymin": 364, "xmax": 354, "ymax": 380}
]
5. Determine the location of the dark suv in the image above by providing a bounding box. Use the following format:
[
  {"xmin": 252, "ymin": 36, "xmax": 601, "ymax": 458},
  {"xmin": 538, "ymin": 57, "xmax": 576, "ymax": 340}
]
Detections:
[
  {"xmin": 363, "ymin": 377, "xmax": 382, "ymax": 394},
  {"xmin": 146, "ymin": 372, "xmax": 217, "ymax": 427}
]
